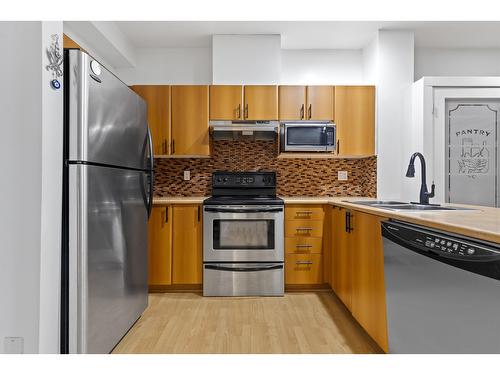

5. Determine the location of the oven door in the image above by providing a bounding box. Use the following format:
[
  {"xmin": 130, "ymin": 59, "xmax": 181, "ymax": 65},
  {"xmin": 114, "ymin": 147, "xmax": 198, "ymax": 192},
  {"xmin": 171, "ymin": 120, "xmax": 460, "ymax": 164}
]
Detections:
[{"xmin": 203, "ymin": 205, "xmax": 284, "ymax": 262}]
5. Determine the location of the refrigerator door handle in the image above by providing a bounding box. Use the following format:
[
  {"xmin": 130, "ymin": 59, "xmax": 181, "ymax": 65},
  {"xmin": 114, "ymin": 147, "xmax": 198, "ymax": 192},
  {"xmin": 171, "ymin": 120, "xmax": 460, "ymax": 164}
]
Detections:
[{"xmin": 147, "ymin": 127, "xmax": 154, "ymax": 218}]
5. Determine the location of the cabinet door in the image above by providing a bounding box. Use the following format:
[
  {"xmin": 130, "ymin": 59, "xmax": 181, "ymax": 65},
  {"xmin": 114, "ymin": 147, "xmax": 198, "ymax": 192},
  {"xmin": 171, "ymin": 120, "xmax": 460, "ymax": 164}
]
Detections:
[
  {"xmin": 172, "ymin": 205, "xmax": 203, "ymax": 284},
  {"xmin": 63, "ymin": 34, "xmax": 82, "ymax": 49},
  {"xmin": 351, "ymin": 211, "xmax": 388, "ymax": 352},
  {"xmin": 171, "ymin": 85, "xmax": 210, "ymax": 156},
  {"xmin": 132, "ymin": 85, "xmax": 170, "ymax": 155},
  {"xmin": 243, "ymin": 85, "xmax": 278, "ymax": 120},
  {"xmin": 279, "ymin": 86, "xmax": 306, "ymax": 120},
  {"xmin": 306, "ymin": 86, "xmax": 335, "ymax": 121},
  {"xmin": 331, "ymin": 207, "xmax": 352, "ymax": 311},
  {"xmin": 335, "ymin": 86, "xmax": 375, "ymax": 156},
  {"xmin": 210, "ymin": 85, "xmax": 243, "ymax": 120},
  {"xmin": 148, "ymin": 206, "xmax": 172, "ymax": 286}
]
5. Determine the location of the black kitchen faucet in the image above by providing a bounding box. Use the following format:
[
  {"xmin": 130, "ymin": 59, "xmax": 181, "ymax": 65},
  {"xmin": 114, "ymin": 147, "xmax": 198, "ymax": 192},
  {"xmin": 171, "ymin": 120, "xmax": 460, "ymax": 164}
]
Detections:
[{"xmin": 405, "ymin": 152, "xmax": 435, "ymax": 205}]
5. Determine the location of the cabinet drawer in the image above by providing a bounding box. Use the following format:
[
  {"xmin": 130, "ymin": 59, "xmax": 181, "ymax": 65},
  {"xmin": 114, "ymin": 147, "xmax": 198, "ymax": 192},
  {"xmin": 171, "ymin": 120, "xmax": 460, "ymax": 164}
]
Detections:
[
  {"xmin": 285, "ymin": 220, "xmax": 323, "ymax": 238},
  {"xmin": 285, "ymin": 237, "xmax": 323, "ymax": 254},
  {"xmin": 285, "ymin": 254, "xmax": 323, "ymax": 285},
  {"xmin": 285, "ymin": 205, "xmax": 324, "ymax": 221}
]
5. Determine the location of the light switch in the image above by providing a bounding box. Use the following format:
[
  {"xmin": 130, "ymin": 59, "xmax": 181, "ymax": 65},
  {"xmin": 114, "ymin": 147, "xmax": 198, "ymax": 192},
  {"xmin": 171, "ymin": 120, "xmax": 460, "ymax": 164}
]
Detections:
[
  {"xmin": 183, "ymin": 170, "xmax": 191, "ymax": 181},
  {"xmin": 338, "ymin": 171, "xmax": 348, "ymax": 181}
]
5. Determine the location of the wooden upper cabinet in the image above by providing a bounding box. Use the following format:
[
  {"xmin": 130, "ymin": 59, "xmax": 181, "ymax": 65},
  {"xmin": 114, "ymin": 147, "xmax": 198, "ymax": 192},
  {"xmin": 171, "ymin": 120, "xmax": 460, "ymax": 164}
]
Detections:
[
  {"xmin": 243, "ymin": 85, "xmax": 278, "ymax": 120},
  {"xmin": 210, "ymin": 85, "xmax": 243, "ymax": 120},
  {"xmin": 132, "ymin": 85, "xmax": 170, "ymax": 156},
  {"xmin": 171, "ymin": 85, "xmax": 210, "ymax": 156},
  {"xmin": 335, "ymin": 86, "xmax": 375, "ymax": 156},
  {"xmin": 306, "ymin": 86, "xmax": 335, "ymax": 121},
  {"xmin": 63, "ymin": 34, "xmax": 82, "ymax": 49},
  {"xmin": 279, "ymin": 86, "xmax": 307, "ymax": 120},
  {"xmin": 351, "ymin": 211, "xmax": 388, "ymax": 352},
  {"xmin": 172, "ymin": 205, "xmax": 203, "ymax": 284},
  {"xmin": 148, "ymin": 206, "xmax": 172, "ymax": 286}
]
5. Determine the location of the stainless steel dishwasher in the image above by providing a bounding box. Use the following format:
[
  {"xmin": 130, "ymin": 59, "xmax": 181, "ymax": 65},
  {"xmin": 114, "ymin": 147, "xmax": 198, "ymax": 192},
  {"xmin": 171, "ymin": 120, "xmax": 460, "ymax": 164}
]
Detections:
[{"xmin": 381, "ymin": 220, "xmax": 500, "ymax": 354}]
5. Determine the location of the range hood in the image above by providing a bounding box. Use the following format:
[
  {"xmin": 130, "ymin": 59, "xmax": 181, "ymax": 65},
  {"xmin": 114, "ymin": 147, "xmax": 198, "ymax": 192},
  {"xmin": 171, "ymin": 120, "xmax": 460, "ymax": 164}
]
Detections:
[{"xmin": 210, "ymin": 120, "xmax": 279, "ymax": 133}]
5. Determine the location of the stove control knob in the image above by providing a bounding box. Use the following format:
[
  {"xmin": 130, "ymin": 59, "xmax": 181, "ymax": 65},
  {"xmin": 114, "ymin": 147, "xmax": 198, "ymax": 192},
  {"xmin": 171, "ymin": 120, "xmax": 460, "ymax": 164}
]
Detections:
[
  {"xmin": 223, "ymin": 178, "xmax": 228, "ymax": 183},
  {"xmin": 467, "ymin": 248, "xmax": 475, "ymax": 255}
]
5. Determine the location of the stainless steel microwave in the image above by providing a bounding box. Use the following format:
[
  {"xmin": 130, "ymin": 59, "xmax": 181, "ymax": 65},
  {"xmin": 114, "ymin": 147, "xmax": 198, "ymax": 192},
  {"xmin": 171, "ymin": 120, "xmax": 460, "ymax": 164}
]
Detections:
[{"xmin": 280, "ymin": 122, "xmax": 336, "ymax": 152}]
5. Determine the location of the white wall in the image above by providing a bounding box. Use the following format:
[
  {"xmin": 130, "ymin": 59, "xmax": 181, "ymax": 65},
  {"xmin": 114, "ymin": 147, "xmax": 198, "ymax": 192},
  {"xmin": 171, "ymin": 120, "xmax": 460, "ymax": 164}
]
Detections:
[
  {"xmin": 362, "ymin": 37, "xmax": 378, "ymax": 84},
  {"xmin": 415, "ymin": 48, "xmax": 500, "ymax": 80},
  {"xmin": 375, "ymin": 30, "xmax": 415, "ymax": 200},
  {"xmin": 39, "ymin": 21, "xmax": 63, "ymax": 353},
  {"xmin": 212, "ymin": 35, "xmax": 281, "ymax": 84},
  {"xmin": 115, "ymin": 47, "xmax": 212, "ymax": 85},
  {"xmin": 280, "ymin": 49, "xmax": 363, "ymax": 84},
  {"xmin": 0, "ymin": 21, "xmax": 62, "ymax": 354}
]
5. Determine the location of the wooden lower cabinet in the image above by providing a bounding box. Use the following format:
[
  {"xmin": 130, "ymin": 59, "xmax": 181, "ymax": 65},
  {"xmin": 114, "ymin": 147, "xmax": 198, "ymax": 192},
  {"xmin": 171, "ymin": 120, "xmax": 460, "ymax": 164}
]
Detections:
[
  {"xmin": 351, "ymin": 211, "xmax": 388, "ymax": 352},
  {"xmin": 285, "ymin": 237, "xmax": 323, "ymax": 254},
  {"xmin": 331, "ymin": 206, "xmax": 388, "ymax": 352},
  {"xmin": 285, "ymin": 205, "xmax": 325, "ymax": 221},
  {"xmin": 172, "ymin": 205, "xmax": 203, "ymax": 284},
  {"xmin": 285, "ymin": 254, "xmax": 323, "ymax": 285},
  {"xmin": 285, "ymin": 219, "xmax": 324, "ymax": 238},
  {"xmin": 331, "ymin": 206, "xmax": 353, "ymax": 310},
  {"xmin": 148, "ymin": 206, "xmax": 172, "ymax": 286}
]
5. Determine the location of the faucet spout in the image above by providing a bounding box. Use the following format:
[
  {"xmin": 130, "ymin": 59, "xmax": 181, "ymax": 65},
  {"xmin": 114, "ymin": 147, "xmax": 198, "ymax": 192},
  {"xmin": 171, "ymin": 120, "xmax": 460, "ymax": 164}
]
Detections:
[{"xmin": 406, "ymin": 152, "xmax": 435, "ymax": 205}]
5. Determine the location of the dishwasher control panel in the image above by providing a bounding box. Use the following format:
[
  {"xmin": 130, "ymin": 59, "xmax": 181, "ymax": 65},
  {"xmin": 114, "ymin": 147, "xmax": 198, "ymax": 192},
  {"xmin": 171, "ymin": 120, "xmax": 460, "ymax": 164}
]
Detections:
[{"xmin": 384, "ymin": 221, "xmax": 499, "ymax": 259}]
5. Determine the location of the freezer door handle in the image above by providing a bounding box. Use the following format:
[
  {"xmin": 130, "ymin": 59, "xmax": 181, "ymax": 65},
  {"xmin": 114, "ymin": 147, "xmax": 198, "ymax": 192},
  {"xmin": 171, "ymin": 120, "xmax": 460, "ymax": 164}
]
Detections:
[
  {"xmin": 146, "ymin": 127, "xmax": 154, "ymax": 218},
  {"xmin": 204, "ymin": 264, "xmax": 283, "ymax": 272}
]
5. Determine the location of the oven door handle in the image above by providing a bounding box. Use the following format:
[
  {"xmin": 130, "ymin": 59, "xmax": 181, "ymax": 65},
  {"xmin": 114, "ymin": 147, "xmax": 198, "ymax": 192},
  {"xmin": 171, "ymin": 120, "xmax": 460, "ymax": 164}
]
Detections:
[
  {"xmin": 205, "ymin": 264, "xmax": 284, "ymax": 272},
  {"xmin": 204, "ymin": 207, "xmax": 284, "ymax": 213}
]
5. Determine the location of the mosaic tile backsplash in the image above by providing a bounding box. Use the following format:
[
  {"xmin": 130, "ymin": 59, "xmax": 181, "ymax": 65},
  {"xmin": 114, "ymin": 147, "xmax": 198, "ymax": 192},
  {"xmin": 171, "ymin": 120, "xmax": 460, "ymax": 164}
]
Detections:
[{"xmin": 154, "ymin": 139, "xmax": 376, "ymax": 197}]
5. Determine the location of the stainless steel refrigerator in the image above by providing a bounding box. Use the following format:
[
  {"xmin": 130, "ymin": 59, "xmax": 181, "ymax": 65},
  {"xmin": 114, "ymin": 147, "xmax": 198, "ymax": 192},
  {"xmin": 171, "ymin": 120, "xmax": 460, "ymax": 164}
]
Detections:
[
  {"xmin": 61, "ymin": 49, "xmax": 153, "ymax": 353},
  {"xmin": 446, "ymin": 99, "xmax": 499, "ymax": 207}
]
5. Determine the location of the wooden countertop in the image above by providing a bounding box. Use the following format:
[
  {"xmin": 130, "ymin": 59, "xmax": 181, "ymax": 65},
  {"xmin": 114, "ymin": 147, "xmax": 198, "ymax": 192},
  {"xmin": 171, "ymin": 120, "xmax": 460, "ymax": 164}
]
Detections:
[
  {"xmin": 329, "ymin": 197, "xmax": 500, "ymax": 245},
  {"xmin": 153, "ymin": 195, "xmax": 500, "ymax": 244},
  {"xmin": 153, "ymin": 196, "xmax": 208, "ymax": 205}
]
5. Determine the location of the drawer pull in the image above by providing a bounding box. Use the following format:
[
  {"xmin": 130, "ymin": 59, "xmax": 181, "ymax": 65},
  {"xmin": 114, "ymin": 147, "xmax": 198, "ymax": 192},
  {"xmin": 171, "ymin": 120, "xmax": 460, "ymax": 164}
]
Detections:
[
  {"xmin": 295, "ymin": 211, "xmax": 313, "ymax": 215},
  {"xmin": 295, "ymin": 244, "xmax": 313, "ymax": 248},
  {"xmin": 295, "ymin": 261, "xmax": 313, "ymax": 265},
  {"xmin": 296, "ymin": 227, "xmax": 313, "ymax": 231}
]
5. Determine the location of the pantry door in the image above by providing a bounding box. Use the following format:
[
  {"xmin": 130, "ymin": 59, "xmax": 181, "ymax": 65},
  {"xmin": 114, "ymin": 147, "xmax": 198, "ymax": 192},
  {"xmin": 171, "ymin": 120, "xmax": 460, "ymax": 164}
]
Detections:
[{"xmin": 433, "ymin": 88, "xmax": 500, "ymax": 207}]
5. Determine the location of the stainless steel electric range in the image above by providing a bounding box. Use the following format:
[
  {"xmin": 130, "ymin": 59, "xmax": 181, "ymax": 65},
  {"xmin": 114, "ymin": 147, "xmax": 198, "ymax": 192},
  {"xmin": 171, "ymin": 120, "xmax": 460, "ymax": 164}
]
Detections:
[{"xmin": 203, "ymin": 171, "xmax": 284, "ymax": 297}]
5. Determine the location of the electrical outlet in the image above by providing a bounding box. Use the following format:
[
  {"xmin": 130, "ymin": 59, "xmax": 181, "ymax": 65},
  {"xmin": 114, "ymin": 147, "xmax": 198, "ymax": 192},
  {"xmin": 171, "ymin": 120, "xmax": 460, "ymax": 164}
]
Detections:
[
  {"xmin": 183, "ymin": 170, "xmax": 191, "ymax": 181},
  {"xmin": 338, "ymin": 171, "xmax": 348, "ymax": 181},
  {"xmin": 4, "ymin": 337, "xmax": 24, "ymax": 354}
]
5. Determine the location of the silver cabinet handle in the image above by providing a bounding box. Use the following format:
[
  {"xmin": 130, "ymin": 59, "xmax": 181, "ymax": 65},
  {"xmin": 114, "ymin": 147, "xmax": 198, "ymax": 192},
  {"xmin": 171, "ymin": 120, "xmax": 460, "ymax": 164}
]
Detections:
[
  {"xmin": 300, "ymin": 104, "xmax": 304, "ymax": 119},
  {"xmin": 237, "ymin": 104, "xmax": 241, "ymax": 119},
  {"xmin": 296, "ymin": 227, "xmax": 313, "ymax": 231},
  {"xmin": 308, "ymin": 104, "xmax": 312, "ymax": 119},
  {"xmin": 244, "ymin": 104, "xmax": 249, "ymax": 119},
  {"xmin": 295, "ymin": 244, "xmax": 313, "ymax": 248},
  {"xmin": 296, "ymin": 261, "xmax": 313, "ymax": 265}
]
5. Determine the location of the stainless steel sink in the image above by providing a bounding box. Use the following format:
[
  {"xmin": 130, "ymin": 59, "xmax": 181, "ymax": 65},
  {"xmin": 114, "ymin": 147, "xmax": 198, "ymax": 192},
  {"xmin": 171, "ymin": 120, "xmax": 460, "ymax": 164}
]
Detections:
[
  {"xmin": 346, "ymin": 200, "xmax": 406, "ymax": 206},
  {"xmin": 377, "ymin": 204, "xmax": 460, "ymax": 211}
]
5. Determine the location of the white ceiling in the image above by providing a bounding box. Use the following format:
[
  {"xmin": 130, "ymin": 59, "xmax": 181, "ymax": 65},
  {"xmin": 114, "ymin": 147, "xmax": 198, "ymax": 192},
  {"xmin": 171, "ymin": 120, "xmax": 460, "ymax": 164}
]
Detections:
[{"xmin": 115, "ymin": 21, "xmax": 500, "ymax": 50}]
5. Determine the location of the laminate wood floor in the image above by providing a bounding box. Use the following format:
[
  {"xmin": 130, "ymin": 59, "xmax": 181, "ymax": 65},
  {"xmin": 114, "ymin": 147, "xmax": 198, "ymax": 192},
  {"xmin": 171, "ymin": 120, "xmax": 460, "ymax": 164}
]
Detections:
[{"xmin": 112, "ymin": 291, "xmax": 383, "ymax": 354}]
